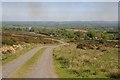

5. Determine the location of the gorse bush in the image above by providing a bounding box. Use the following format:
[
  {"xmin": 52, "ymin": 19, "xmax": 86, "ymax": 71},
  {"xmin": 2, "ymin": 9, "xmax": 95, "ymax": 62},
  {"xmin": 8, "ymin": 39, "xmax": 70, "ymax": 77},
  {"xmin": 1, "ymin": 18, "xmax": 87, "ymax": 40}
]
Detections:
[{"xmin": 108, "ymin": 72, "xmax": 120, "ymax": 79}]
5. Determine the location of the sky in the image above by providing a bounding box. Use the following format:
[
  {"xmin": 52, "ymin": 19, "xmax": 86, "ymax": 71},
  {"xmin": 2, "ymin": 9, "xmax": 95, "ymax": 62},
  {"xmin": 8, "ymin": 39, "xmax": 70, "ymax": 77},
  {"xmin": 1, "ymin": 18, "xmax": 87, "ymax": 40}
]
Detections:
[
  {"xmin": 2, "ymin": 2, "xmax": 118, "ymax": 21},
  {"xmin": 1, "ymin": 0, "xmax": 119, "ymax": 2}
]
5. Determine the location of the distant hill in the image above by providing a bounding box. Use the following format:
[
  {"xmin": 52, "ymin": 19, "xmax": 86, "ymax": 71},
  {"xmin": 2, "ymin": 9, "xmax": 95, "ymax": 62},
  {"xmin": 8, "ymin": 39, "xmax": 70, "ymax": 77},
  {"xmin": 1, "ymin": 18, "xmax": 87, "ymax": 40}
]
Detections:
[{"xmin": 2, "ymin": 21, "xmax": 118, "ymax": 29}]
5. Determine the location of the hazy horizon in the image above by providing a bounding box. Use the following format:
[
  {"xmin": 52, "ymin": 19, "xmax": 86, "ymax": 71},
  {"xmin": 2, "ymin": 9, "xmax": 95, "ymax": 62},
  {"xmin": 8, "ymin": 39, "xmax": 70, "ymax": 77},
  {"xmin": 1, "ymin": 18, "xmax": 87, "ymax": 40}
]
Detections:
[{"xmin": 2, "ymin": 2, "xmax": 118, "ymax": 21}]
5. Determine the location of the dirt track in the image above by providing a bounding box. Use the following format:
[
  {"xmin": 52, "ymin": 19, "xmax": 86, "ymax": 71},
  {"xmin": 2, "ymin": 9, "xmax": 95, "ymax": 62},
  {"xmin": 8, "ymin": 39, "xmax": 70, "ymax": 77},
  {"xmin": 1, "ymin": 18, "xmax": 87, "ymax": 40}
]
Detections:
[
  {"xmin": 2, "ymin": 46, "xmax": 46, "ymax": 78},
  {"xmin": 25, "ymin": 46, "xmax": 57, "ymax": 78},
  {"xmin": 2, "ymin": 43, "xmax": 67, "ymax": 78}
]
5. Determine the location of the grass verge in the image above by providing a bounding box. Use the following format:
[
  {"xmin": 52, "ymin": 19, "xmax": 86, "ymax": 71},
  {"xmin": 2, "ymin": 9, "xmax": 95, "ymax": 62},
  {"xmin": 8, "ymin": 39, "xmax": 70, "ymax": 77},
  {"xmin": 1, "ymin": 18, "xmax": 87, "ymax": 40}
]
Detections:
[
  {"xmin": 13, "ymin": 47, "xmax": 46, "ymax": 77},
  {"xmin": 54, "ymin": 60, "xmax": 77, "ymax": 78}
]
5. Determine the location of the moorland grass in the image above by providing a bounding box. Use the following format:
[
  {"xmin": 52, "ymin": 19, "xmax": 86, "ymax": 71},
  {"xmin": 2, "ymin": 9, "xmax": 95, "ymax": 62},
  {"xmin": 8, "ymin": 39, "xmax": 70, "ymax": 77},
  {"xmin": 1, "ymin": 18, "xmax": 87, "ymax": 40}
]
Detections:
[{"xmin": 53, "ymin": 43, "xmax": 118, "ymax": 78}]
